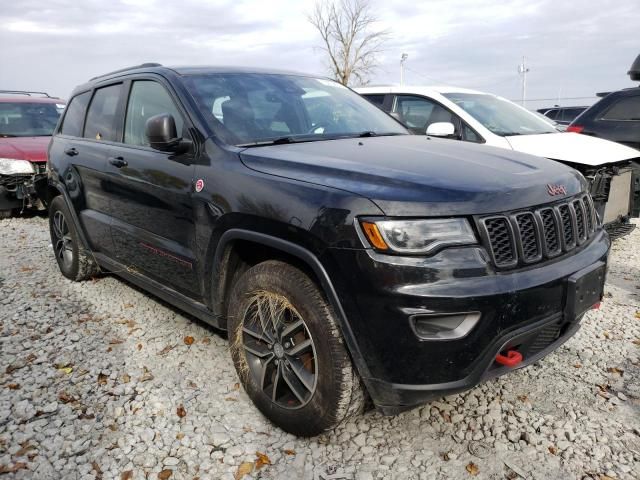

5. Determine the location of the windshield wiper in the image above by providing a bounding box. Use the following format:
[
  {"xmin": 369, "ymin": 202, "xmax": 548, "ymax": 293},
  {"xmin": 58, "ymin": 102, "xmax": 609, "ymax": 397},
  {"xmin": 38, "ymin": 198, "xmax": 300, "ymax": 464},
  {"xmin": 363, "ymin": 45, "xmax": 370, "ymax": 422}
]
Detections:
[
  {"xmin": 237, "ymin": 136, "xmax": 317, "ymax": 148},
  {"xmin": 0, "ymin": 134, "xmax": 17, "ymax": 138}
]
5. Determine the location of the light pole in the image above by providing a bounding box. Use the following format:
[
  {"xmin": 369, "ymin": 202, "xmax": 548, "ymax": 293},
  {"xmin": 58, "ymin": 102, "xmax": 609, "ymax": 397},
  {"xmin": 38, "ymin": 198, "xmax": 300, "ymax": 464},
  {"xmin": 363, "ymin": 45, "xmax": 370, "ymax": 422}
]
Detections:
[
  {"xmin": 400, "ymin": 53, "xmax": 408, "ymax": 85},
  {"xmin": 518, "ymin": 56, "xmax": 530, "ymax": 107}
]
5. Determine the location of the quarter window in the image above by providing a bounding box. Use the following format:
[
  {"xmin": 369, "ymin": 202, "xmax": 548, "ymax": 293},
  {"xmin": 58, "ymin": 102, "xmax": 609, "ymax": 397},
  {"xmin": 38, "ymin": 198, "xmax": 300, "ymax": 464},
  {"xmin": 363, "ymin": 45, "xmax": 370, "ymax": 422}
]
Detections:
[
  {"xmin": 601, "ymin": 96, "xmax": 640, "ymax": 121},
  {"xmin": 124, "ymin": 81, "xmax": 184, "ymax": 147},
  {"xmin": 84, "ymin": 84, "xmax": 122, "ymax": 141},
  {"xmin": 60, "ymin": 91, "xmax": 91, "ymax": 137},
  {"xmin": 364, "ymin": 94, "xmax": 386, "ymax": 108},
  {"xmin": 393, "ymin": 95, "xmax": 455, "ymax": 134}
]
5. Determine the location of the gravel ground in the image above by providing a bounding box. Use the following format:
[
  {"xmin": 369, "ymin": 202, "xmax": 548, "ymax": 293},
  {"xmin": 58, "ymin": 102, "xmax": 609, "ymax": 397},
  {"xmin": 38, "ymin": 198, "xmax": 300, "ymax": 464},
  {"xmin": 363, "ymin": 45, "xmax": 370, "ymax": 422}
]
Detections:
[{"xmin": 0, "ymin": 216, "xmax": 639, "ymax": 480}]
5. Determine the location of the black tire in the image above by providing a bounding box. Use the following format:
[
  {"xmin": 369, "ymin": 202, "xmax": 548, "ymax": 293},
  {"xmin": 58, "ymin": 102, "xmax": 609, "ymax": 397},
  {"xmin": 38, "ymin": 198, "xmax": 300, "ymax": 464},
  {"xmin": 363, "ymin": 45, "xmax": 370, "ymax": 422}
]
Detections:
[
  {"xmin": 227, "ymin": 260, "xmax": 364, "ymax": 436},
  {"xmin": 48, "ymin": 196, "xmax": 99, "ymax": 281},
  {"xmin": 0, "ymin": 209, "xmax": 12, "ymax": 219}
]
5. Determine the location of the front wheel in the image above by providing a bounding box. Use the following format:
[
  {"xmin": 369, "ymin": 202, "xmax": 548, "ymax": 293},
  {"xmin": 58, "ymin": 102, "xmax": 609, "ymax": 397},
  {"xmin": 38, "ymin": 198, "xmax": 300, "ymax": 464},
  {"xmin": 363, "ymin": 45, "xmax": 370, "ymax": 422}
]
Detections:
[
  {"xmin": 48, "ymin": 196, "xmax": 99, "ymax": 281},
  {"xmin": 227, "ymin": 260, "xmax": 364, "ymax": 436}
]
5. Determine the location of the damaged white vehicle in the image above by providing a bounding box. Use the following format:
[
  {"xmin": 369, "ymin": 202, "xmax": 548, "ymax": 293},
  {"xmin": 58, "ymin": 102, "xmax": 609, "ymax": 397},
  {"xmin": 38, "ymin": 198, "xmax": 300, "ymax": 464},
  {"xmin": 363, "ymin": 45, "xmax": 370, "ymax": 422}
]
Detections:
[{"xmin": 357, "ymin": 86, "xmax": 640, "ymax": 237}]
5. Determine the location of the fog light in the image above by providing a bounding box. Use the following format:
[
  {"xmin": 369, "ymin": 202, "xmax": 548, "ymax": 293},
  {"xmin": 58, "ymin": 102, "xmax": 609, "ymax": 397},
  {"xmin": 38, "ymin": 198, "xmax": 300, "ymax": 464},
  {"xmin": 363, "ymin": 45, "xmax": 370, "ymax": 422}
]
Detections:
[{"xmin": 409, "ymin": 312, "xmax": 481, "ymax": 341}]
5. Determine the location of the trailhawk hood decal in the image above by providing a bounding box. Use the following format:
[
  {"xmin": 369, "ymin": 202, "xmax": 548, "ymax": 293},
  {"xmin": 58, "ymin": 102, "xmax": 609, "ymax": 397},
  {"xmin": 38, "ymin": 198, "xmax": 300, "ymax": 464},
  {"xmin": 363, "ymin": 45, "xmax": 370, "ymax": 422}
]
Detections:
[
  {"xmin": 505, "ymin": 132, "xmax": 639, "ymax": 167},
  {"xmin": 0, "ymin": 136, "xmax": 50, "ymax": 163},
  {"xmin": 240, "ymin": 135, "xmax": 586, "ymax": 217}
]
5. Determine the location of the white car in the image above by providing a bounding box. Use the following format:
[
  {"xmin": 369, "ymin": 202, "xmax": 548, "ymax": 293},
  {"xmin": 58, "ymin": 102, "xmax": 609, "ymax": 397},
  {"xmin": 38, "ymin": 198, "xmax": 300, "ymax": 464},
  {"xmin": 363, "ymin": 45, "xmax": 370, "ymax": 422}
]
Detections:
[{"xmin": 356, "ymin": 85, "xmax": 640, "ymax": 236}]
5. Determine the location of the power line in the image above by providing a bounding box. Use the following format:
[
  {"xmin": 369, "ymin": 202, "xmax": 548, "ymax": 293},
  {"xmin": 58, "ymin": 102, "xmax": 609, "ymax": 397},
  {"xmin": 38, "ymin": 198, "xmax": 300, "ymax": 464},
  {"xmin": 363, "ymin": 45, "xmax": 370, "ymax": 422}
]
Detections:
[{"xmin": 508, "ymin": 96, "xmax": 599, "ymax": 102}]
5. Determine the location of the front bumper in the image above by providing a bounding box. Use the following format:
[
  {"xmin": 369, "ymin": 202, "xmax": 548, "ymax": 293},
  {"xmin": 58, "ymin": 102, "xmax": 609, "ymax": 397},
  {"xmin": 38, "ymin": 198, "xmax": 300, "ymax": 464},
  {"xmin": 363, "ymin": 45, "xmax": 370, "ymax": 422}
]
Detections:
[
  {"xmin": 0, "ymin": 173, "xmax": 46, "ymax": 211},
  {"xmin": 323, "ymin": 229, "xmax": 610, "ymax": 413}
]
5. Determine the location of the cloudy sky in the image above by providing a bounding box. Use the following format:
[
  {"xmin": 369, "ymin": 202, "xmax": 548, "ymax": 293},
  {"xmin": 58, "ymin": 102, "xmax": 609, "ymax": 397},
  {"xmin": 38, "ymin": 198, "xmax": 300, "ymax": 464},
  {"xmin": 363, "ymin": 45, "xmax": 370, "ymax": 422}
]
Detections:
[{"xmin": 1, "ymin": 0, "xmax": 638, "ymax": 109}]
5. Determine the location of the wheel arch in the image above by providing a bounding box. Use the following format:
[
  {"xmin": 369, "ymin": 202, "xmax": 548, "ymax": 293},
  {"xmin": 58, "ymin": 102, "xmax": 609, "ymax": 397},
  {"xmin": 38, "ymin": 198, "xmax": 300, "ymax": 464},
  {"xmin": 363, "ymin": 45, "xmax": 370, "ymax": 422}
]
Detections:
[{"xmin": 211, "ymin": 229, "xmax": 372, "ymax": 381}]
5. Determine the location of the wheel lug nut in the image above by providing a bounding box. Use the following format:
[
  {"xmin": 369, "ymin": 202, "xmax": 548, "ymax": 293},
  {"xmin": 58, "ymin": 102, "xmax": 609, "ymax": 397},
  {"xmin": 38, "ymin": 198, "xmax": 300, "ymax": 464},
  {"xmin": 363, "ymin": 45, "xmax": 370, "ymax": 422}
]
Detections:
[{"xmin": 284, "ymin": 342, "xmax": 290, "ymax": 348}]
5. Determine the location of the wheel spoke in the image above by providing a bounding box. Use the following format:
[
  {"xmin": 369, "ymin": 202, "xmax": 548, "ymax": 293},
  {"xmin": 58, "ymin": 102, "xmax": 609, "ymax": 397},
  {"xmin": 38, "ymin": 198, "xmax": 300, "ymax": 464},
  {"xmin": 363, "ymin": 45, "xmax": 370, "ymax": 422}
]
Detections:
[
  {"xmin": 258, "ymin": 354, "xmax": 275, "ymax": 390},
  {"xmin": 286, "ymin": 357, "xmax": 315, "ymax": 392},
  {"xmin": 286, "ymin": 338, "xmax": 312, "ymax": 356},
  {"xmin": 272, "ymin": 362, "xmax": 282, "ymax": 402},
  {"xmin": 255, "ymin": 299, "xmax": 277, "ymax": 341},
  {"xmin": 280, "ymin": 318, "xmax": 304, "ymax": 340},
  {"xmin": 243, "ymin": 339, "xmax": 272, "ymax": 359},
  {"xmin": 281, "ymin": 363, "xmax": 308, "ymax": 404},
  {"xmin": 243, "ymin": 325, "xmax": 273, "ymax": 345},
  {"xmin": 53, "ymin": 213, "xmax": 63, "ymax": 239}
]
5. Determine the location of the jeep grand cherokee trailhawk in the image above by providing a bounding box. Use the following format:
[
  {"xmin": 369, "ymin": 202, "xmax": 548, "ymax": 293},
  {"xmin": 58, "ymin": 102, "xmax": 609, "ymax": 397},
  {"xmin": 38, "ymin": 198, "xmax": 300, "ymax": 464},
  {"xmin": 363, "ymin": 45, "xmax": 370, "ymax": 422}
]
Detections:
[{"xmin": 46, "ymin": 64, "xmax": 609, "ymax": 436}]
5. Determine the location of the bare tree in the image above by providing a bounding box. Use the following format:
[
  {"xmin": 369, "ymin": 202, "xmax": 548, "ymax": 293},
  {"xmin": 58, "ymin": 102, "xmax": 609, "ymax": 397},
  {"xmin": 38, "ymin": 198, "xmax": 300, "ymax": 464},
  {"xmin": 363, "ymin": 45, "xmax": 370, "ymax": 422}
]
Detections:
[{"xmin": 308, "ymin": 0, "xmax": 389, "ymax": 86}]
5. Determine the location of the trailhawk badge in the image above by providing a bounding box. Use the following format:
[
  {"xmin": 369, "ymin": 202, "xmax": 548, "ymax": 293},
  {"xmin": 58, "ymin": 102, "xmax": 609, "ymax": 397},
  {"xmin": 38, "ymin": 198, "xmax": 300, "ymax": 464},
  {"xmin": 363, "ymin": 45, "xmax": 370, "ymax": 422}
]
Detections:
[
  {"xmin": 547, "ymin": 184, "xmax": 567, "ymax": 196},
  {"xmin": 195, "ymin": 179, "xmax": 205, "ymax": 193}
]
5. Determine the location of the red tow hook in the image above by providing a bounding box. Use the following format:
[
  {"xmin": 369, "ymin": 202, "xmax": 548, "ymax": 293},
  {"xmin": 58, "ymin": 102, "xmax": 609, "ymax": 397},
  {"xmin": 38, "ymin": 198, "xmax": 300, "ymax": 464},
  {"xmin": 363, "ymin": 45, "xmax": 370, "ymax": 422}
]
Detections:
[
  {"xmin": 591, "ymin": 302, "xmax": 601, "ymax": 310},
  {"xmin": 495, "ymin": 350, "xmax": 523, "ymax": 367}
]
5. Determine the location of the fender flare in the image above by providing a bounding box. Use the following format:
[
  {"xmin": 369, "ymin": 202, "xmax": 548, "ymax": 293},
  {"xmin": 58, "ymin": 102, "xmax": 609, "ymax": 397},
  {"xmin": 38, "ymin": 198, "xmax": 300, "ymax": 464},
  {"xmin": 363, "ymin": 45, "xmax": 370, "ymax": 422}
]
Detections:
[
  {"xmin": 49, "ymin": 179, "xmax": 91, "ymax": 251},
  {"xmin": 213, "ymin": 228, "xmax": 373, "ymax": 381}
]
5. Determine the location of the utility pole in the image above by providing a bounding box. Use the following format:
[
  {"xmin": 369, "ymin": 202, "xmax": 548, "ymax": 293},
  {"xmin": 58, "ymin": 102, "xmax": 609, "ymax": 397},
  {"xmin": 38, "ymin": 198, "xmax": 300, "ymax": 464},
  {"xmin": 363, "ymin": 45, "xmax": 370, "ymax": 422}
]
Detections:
[
  {"xmin": 518, "ymin": 56, "xmax": 530, "ymax": 107},
  {"xmin": 400, "ymin": 53, "xmax": 408, "ymax": 85}
]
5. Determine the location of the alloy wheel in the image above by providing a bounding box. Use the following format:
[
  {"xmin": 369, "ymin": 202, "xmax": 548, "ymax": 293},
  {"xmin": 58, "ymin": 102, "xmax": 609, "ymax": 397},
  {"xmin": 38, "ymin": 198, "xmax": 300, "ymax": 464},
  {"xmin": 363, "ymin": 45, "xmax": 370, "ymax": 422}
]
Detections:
[
  {"xmin": 52, "ymin": 210, "xmax": 73, "ymax": 267},
  {"xmin": 241, "ymin": 292, "xmax": 318, "ymax": 409}
]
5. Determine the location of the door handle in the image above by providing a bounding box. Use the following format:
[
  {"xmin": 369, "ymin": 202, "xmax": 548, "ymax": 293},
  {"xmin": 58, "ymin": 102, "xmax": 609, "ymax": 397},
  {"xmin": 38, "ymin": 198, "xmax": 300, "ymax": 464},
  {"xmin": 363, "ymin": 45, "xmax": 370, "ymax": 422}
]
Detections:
[
  {"xmin": 64, "ymin": 147, "xmax": 78, "ymax": 156},
  {"xmin": 108, "ymin": 156, "xmax": 128, "ymax": 168}
]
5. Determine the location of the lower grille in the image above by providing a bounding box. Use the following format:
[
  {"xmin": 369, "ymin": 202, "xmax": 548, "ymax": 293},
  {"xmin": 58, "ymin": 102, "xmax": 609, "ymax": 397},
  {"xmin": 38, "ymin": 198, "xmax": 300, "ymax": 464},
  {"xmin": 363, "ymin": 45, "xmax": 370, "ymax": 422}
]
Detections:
[
  {"xmin": 529, "ymin": 324, "xmax": 562, "ymax": 355},
  {"xmin": 479, "ymin": 194, "xmax": 597, "ymax": 269}
]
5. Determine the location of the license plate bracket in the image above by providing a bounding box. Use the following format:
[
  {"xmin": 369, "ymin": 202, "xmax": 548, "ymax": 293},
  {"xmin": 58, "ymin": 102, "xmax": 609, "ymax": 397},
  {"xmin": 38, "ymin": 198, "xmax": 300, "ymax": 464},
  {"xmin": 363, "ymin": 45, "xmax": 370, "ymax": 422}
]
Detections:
[{"xmin": 565, "ymin": 261, "xmax": 606, "ymax": 321}]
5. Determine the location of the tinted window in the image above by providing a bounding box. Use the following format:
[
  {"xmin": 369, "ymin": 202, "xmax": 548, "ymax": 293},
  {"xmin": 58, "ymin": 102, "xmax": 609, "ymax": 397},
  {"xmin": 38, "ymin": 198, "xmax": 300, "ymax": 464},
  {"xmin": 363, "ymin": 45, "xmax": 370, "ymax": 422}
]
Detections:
[
  {"xmin": 544, "ymin": 109, "xmax": 558, "ymax": 120},
  {"xmin": 84, "ymin": 84, "xmax": 122, "ymax": 141},
  {"xmin": 364, "ymin": 94, "xmax": 386, "ymax": 107},
  {"xmin": 183, "ymin": 73, "xmax": 407, "ymax": 145},
  {"xmin": 0, "ymin": 102, "xmax": 63, "ymax": 137},
  {"xmin": 60, "ymin": 92, "xmax": 91, "ymax": 137},
  {"xmin": 124, "ymin": 81, "xmax": 184, "ymax": 147},
  {"xmin": 601, "ymin": 96, "xmax": 640, "ymax": 121}
]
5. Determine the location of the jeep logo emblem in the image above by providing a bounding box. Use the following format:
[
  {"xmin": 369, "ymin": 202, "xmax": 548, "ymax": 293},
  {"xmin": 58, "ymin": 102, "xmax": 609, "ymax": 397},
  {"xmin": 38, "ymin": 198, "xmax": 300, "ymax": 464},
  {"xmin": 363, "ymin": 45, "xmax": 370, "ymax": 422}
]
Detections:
[{"xmin": 547, "ymin": 184, "xmax": 567, "ymax": 196}]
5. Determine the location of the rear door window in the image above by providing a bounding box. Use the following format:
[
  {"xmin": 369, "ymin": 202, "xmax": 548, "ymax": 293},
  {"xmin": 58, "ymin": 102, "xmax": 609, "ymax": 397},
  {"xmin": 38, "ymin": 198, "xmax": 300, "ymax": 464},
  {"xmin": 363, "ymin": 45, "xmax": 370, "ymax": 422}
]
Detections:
[
  {"xmin": 84, "ymin": 84, "xmax": 122, "ymax": 141},
  {"xmin": 601, "ymin": 95, "xmax": 640, "ymax": 121},
  {"xmin": 60, "ymin": 92, "xmax": 91, "ymax": 137}
]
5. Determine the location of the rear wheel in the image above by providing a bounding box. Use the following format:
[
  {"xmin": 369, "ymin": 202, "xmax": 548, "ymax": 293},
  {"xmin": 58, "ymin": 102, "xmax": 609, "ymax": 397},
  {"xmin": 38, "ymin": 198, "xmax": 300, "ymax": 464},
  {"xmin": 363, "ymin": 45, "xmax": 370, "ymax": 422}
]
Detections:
[
  {"xmin": 48, "ymin": 196, "xmax": 99, "ymax": 281},
  {"xmin": 228, "ymin": 260, "xmax": 364, "ymax": 436}
]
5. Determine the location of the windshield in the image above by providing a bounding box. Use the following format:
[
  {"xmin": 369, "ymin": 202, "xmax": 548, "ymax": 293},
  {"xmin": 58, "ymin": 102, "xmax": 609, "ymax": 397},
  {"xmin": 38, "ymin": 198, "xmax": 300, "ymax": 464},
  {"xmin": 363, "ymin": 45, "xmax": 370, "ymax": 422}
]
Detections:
[
  {"xmin": 183, "ymin": 73, "xmax": 407, "ymax": 146},
  {"xmin": 0, "ymin": 102, "xmax": 63, "ymax": 137},
  {"xmin": 443, "ymin": 92, "xmax": 557, "ymax": 136}
]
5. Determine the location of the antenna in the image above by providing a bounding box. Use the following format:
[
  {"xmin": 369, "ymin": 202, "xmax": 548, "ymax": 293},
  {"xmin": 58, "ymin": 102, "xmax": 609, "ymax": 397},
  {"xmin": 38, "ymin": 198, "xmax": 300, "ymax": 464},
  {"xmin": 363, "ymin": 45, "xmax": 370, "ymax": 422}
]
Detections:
[
  {"xmin": 517, "ymin": 56, "xmax": 530, "ymax": 107},
  {"xmin": 400, "ymin": 53, "xmax": 408, "ymax": 85}
]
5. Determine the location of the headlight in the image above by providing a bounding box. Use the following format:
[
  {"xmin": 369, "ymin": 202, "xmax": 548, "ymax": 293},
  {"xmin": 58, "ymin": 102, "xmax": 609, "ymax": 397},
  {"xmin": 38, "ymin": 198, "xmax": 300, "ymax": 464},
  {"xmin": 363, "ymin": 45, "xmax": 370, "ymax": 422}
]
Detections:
[
  {"xmin": 0, "ymin": 158, "xmax": 35, "ymax": 175},
  {"xmin": 360, "ymin": 218, "xmax": 477, "ymax": 254}
]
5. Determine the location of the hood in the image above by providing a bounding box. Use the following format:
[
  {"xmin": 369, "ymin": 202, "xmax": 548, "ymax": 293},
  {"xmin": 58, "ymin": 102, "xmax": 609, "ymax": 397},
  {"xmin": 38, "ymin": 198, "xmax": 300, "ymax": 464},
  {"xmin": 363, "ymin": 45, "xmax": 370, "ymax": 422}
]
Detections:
[
  {"xmin": 239, "ymin": 135, "xmax": 586, "ymax": 216},
  {"xmin": 505, "ymin": 132, "xmax": 639, "ymax": 167},
  {"xmin": 0, "ymin": 136, "xmax": 50, "ymax": 163}
]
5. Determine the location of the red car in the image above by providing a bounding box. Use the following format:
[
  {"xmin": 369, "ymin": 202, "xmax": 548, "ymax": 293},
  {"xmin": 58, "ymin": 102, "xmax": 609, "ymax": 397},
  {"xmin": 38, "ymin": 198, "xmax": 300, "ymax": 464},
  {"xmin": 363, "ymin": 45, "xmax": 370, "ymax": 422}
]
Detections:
[{"xmin": 0, "ymin": 91, "xmax": 65, "ymax": 218}]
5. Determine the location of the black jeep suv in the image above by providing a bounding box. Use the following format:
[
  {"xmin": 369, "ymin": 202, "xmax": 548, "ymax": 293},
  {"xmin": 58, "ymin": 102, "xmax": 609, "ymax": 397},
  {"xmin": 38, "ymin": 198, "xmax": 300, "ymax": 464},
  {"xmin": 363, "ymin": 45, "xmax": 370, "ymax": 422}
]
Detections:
[{"xmin": 47, "ymin": 64, "xmax": 609, "ymax": 436}]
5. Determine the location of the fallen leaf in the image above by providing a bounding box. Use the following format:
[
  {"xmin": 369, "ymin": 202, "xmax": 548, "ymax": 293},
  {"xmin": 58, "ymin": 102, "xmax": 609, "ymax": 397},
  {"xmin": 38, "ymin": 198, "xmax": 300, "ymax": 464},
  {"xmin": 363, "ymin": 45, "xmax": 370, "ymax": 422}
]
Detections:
[
  {"xmin": 442, "ymin": 412, "xmax": 451, "ymax": 422},
  {"xmin": 607, "ymin": 367, "xmax": 623, "ymax": 375},
  {"xmin": 225, "ymin": 397, "xmax": 238, "ymax": 402},
  {"xmin": 573, "ymin": 363, "xmax": 582, "ymax": 368},
  {"xmin": 635, "ymin": 311, "xmax": 640, "ymax": 319},
  {"xmin": 122, "ymin": 374, "xmax": 131, "ymax": 384},
  {"xmin": 255, "ymin": 452, "xmax": 271, "ymax": 470},
  {"xmin": 632, "ymin": 338, "xmax": 640, "ymax": 346},
  {"xmin": 235, "ymin": 462, "xmax": 254, "ymax": 480},
  {"xmin": 188, "ymin": 380, "xmax": 198, "ymax": 389},
  {"xmin": 91, "ymin": 461, "xmax": 102, "ymax": 477},
  {"xmin": 158, "ymin": 470, "xmax": 172, "ymax": 480},
  {"xmin": 177, "ymin": 404, "xmax": 187, "ymax": 418},
  {"xmin": 602, "ymin": 331, "xmax": 612, "ymax": 339},
  {"xmin": 0, "ymin": 462, "xmax": 28, "ymax": 474},
  {"xmin": 137, "ymin": 343, "xmax": 143, "ymax": 351},
  {"xmin": 201, "ymin": 337, "xmax": 211, "ymax": 344},
  {"xmin": 6, "ymin": 383, "xmax": 20, "ymax": 390},
  {"xmin": 109, "ymin": 338, "xmax": 124, "ymax": 345},
  {"xmin": 466, "ymin": 462, "xmax": 480, "ymax": 476},
  {"xmin": 140, "ymin": 367, "xmax": 154, "ymax": 382},
  {"xmin": 517, "ymin": 394, "xmax": 528, "ymax": 402},
  {"xmin": 58, "ymin": 391, "xmax": 76, "ymax": 403},
  {"xmin": 121, "ymin": 471, "xmax": 133, "ymax": 480},
  {"xmin": 176, "ymin": 432, "xmax": 185, "ymax": 440},
  {"xmin": 20, "ymin": 266, "xmax": 34, "ymax": 272},
  {"xmin": 58, "ymin": 366, "xmax": 73, "ymax": 375},
  {"xmin": 599, "ymin": 476, "xmax": 616, "ymax": 480},
  {"xmin": 158, "ymin": 344, "xmax": 176, "ymax": 356},
  {"xmin": 124, "ymin": 303, "xmax": 134, "ymax": 308},
  {"xmin": 14, "ymin": 443, "xmax": 35, "ymax": 457},
  {"xmin": 548, "ymin": 446, "xmax": 557, "ymax": 455},
  {"xmin": 283, "ymin": 449, "xmax": 296, "ymax": 455},
  {"xmin": 184, "ymin": 336, "xmax": 195, "ymax": 346},
  {"xmin": 233, "ymin": 383, "xmax": 240, "ymax": 390},
  {"xmin": 97, "ymin": 373, "xmax": 108, "ymax": 385}
]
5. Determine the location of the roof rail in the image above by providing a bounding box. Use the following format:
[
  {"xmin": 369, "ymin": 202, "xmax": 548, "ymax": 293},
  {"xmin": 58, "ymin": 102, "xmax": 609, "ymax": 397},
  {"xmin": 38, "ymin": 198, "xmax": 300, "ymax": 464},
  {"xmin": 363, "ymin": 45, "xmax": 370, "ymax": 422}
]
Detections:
[
  {"xmin": 0, "ymin": 90, "xmax": 53, "ymax": 98},
  {"xmin": 89, "ymin": 63, "xmax": 163, "ymax": 81}
]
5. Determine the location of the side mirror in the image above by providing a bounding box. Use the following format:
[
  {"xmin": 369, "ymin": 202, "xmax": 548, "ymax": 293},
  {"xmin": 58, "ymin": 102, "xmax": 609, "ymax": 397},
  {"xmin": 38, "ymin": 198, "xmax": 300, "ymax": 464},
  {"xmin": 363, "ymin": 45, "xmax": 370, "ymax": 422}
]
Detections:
[
  {"xmin": 145, "ymin": 113, "xmax": 181, "ymax": 152},
  {"xmin": 426, "ymin": 122, "xmax": 456, "ymax": 138}
]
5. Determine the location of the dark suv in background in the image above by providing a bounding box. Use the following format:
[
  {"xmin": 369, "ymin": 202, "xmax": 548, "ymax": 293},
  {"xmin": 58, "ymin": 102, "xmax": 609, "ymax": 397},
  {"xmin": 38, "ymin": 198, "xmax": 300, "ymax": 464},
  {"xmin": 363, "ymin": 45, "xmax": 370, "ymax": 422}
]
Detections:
[
  {"xmin": 47, "ymin": 64, "xmax": 609, "ymax": 436},
  {"xmin": 538, "ymin": 106, "xmax": 588, "ymax": 127}
]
